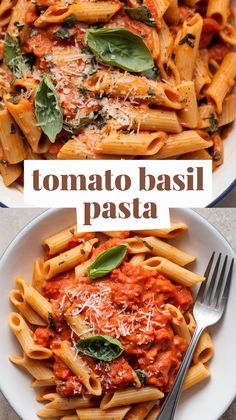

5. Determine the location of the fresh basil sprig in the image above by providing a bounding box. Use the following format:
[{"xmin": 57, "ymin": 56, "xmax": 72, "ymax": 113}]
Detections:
[
  {"xmin": 35, "ymin": 76, "xmax": 63, "ymax": 142},
  {"xmin": 4, "ymin": 33, "xmax": 32, "ymax": 78},
  {"xmin": 86, "ymin": 28, "xmax": 154, "ymax": 73},
  {"xmin": 125, "ymin": 6, "xmax": 156, "ymax": 27},
  {"xmin": 87, "ymin": 244, "xmax": 127, "ymax": 279},
  {"xmin": 76, "ymin": 335, "xmax": 123, "ymax": 362}
]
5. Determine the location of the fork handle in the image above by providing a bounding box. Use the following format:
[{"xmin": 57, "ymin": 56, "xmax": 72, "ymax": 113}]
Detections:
[{"xmin": 157, "ymin": 326, "xmax": 204, "ymax": 420}]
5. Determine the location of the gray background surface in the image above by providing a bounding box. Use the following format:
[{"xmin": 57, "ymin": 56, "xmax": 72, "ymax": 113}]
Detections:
[
  {"xmin": 215, "ymin": 185, "xmax": 236, "ymax": 208},
  {"xmin": 0, "ymin": 208, "xmax": 235, "ymax": 420}
]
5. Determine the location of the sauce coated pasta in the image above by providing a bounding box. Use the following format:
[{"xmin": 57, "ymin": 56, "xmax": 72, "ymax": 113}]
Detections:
[
  {"xmin": 0, "ymin": 0, "xmax": 236, "ymax": 187},
  {"xmin": 9, "ymin": 225, "xmax": 214, "ymax": 418}
]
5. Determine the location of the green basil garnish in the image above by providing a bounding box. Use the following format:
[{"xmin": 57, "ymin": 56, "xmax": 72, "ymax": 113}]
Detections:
[
  {"xmin": 125, "ymin": 6, "xmax": 156, "ymax": 27},
  {"xmin": 86, "ymin": 28, "xmax": 154, "ymax": 73},
  {"xmin": 35, "ymin": 76, "xmax": 63, "ymax": 142},
  {"xmin": 76, "ymin": 335, "xmax": 123, "ymax": 361},
  {"xmin": 4, "ymin": 33, "xmax": 31, "ymax": 78},
  {"xmin": 87, "ymin": 244, "xmax": 127, "ymax": 279}
]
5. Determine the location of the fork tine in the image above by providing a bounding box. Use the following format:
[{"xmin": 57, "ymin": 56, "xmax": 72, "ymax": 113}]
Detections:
[
  {"xmin": 205, "ymin": 253, "xmax": 222, "ymax": 305},
  {"xmin": 212, "ymin": 256, "xmax": 228, "ymax": 306},
  {"xmin": 217, "ymin": 258, "xmax": 234, "ymax": 309},
  {"xmin": 197, "ymin": 252, "xmax": 215, "ymax": 303}
]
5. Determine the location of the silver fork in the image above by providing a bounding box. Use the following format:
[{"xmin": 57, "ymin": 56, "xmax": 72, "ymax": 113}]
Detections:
[{"xmin": 157, "ymin": 252, "xmax": 234, "ymax": 420}]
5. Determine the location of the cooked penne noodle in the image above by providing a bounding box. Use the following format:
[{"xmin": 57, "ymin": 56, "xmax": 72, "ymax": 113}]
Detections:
[
  {"xmin": 206, "ymin": 0, "xmax": 230, "ymax": 28},
  {"xmin": 0, "ymin": 108, "xmax": 26, "ymax": 163},
  {"xmin": 16, "ymin": 277, "xmax": 52, "ymax": 321},
  {"xmin": 43, "ymin": 224, "xmax": 77, "ymax": 255},
  {"xmin": 219, "ymin": 94, "xmax": 236, "ymax": 126},
  {"xmin": 220, "ymin": 23, "xmax": 236, "ymax": 45},
  {"xmin": 177, "ymin": 82, "xmax": 199, "ymax": 128},
  {"xmin": 129, "ymin": 109, "xmax": 182, "ymax": 134},
  {"xmin": 193, "ymin": 330, "xmax": 214, "ymax": 364},
  {"xmin": 129, "ymin": 253, "xmax": 146, "ymax": 265},
  {"xmin": 206, "ymin": 52, "xmax": 236, "ymax": 113},
  {"xmin": 36, "ymin": 408, "xmax": 75, "ymax": 418},
  {"xmin": 183, "ymin": 363, "xmax": 210, "ymax": 391},
  {"xmin": 44, "ymin": 238, "xmax": 97, "ymax": 280},
  {"xmin": 7, "ymin": 0, "xmax": 28, "ymax": 37},
  {"xmin": 194, "ymin": 52, "xmax": 212, "ymax": 97},
  {"xmin": 9, "ymin": 289, "xmax": 46, "ymax": 326},
  {"xmin": 32, "ymin": 257, "xmax": 45, "ymax": 294},
  {"xmin": 0, "ymin": 161, "xmax": 22, "ymax": 186},
  {"xmin": 95, "ymin": 132, "xmax": 166, "ymax": 156},
  {"xmin": 133, "ymin": 223, "xmax": 188, "ymax": 238},
  {"xmin": 144, "ymin": 405, "xmax": 161, "ymax": 419},
  {"xmin": 0, "ymin": 0, "xmax": 16, "ymax": 27},
  {"xmin": 175, "ymin": 13, "xmax": 203, "ymax": 81},
  {"xmin": 9, "ymin": 354, "xmax": 54, "ymax": 381},
  {"xmin": 146, "ymin": 131, "xmax": 212, "ymax": 159},
  {"xmin": 32, "ymin": 378, "xmax": 56, "ymax": 388},
  {"xmin": 165, "ymin": 304, "xmax": 192, "ymax": 343},
  {"xmin": 53, "ymin": 341, "xmax": 102, "ymax": 395},
  {"xmin": 184, "ymin": 311, "xmax": 196, "ymax": 336},
  {"xmin": 101, "ymin": 387, "xmax": 164, "ymax": 409},
  {"xmin": 43, "ymin": 226, "xmax": 96, "ymax": 256},
  {"xmin": 86, "ymin": 71, "xmax": 181, "ymax": 109},
  {"xmin": 42, "ymin": 393, "xmax": 95, "ymax": 409},
  {"xmin": 164, "ymin": 0, "xmax": 179, "ymax": 25},
  {"xmin": 35, "ymin": 2, "xmax": 121, "ymax": 27},
  {"xmin": 8, "ymin": 312, "xmax": 52, "ymax": 359},
  {"xmin": 141, "ymin": 256, "xmax": 205, "ymax": 286},
  {"xmin": 140, "ymin": 236, "xmax": 195, "ymax": 266},
  {"xmin": 125, "ymin": 401, "xmax": 157, "ymax": 420},
  {"xmin": 76, "ymin": 407, "xmax": 131, "ymax": 420},
  {"xmin": 4, "ymin": 95, "xmax": 48, "ymax": 154}
]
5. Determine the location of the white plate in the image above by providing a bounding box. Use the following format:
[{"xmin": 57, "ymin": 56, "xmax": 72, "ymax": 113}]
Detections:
[{"xmin": 0, "ymin": 208, "xmax": 235, "ymax": 420}]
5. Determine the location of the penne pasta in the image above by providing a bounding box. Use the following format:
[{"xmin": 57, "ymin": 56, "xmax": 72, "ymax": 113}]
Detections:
[
  {"xmin": 206, "ymin": 53, "xmax": 236, "ymax": 113},
  {"xmin": 100, "ymin": 387, "xmax": 164, "ymax": 409},
  {"xmin": 44, "ymin": 238, "xmax": 97, "ymax": 279},
  {"xmin": 53, "ymin": 341, "xmax": 102, "ymax": 396},
  {"xmin": 8, "ymin": 312, "xmax": 52, "ymax": 359},
  {"xmin": 141, "ymin": 256, "xmax": 205, "ymax": 286},
  {"xmin": 139, "ymin": 236, "xmax": 195, "ymax": 266}
]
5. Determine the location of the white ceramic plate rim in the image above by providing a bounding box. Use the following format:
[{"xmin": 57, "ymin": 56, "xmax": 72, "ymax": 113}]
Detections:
[{"xmin": 0, "ymin": 208, "xmax": 235, "ymax": 420}]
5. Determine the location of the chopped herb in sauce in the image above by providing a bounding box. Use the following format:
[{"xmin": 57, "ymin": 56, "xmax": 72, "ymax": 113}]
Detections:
[
  {"xmin": 135, "ymin": 369, "xmax": 146, "ymax": 386},
  {"xmin": 205, "ymin": 114, "xmax": 219, "ymax": 134},
  {"xmin": 178, "ymin": 33, "xmax": 196, "ymax": 48},
  {"xmin": 48, "ymin": 313, "xmax": 56, "ymax": 330},
  {"xmin": 64, "ymin": 14, "xmax": 77, "ymax": 27},
  {"xmin": 10, "ymin": 123, "xmax": 16, "ymax": 134},
  {"xmin": 56, "ymin": 26, "xmax": 73, "ymax": 41},
  {"xmin": 147, "ymin": 88, "xmax": 155, "ymax": 96}
]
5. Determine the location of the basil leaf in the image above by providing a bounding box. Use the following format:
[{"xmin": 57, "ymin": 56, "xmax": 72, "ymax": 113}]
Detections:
[
  {"xmin": 35, "ymin": 76, "xmax": 63, "ymax": 142},
  {"xmin": 87, "ymin": 244, "xmax": 127, "ymax": 279},
  {"xmin": 76, "ymin": 335, "xmax": 123, "ymax": 361},
  {"xmin": 4, "ymin": 33, "xmax": 31, "ymax": 78},
  {"xmin": 63, "ymin": 112, "xmax": 95, "ymax": 134},
  {"xmin": 135, "ymin": 369, "xmax": 146, "ymax": 386},
  {"xmin": 86, "ymin": 28, "xmax": 154, "ymax": 73},
  {"xmin": 125, "ymin": 6, "xmax": 156, "ymax": 27}
]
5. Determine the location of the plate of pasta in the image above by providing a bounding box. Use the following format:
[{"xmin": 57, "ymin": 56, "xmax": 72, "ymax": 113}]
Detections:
[
  {"xmin": 0, "ymin": 0, "xmax": 236, "ymax": 206},
  {"xmin": 0, "ymin": 208, "xmax": 235, "ymax": 420}
]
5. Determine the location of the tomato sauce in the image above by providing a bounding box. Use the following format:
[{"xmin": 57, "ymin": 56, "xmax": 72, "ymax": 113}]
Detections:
[{"xmin": 40, "ymin": 260, "xmax": 193, "ymax": 397}]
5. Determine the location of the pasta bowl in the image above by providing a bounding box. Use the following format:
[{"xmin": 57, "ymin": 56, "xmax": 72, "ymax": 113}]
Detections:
[{"xmin": 0, "ymin": 208, "xmax": 235, "ymax": 420}]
